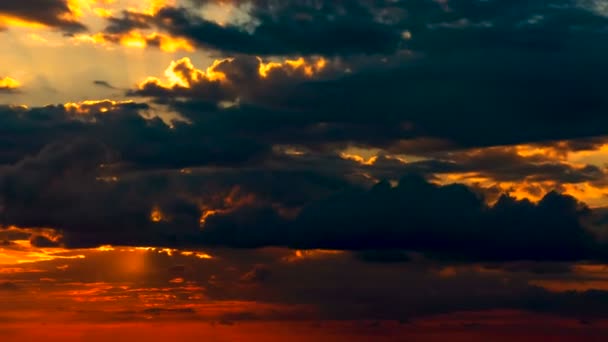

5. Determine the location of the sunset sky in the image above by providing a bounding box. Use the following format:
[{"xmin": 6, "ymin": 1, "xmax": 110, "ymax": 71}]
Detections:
[{"xmin": 3, "ymin": 0, "xmax": 608, "ymax": 340}]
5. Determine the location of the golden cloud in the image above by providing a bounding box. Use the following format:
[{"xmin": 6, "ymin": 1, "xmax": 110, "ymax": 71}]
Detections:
[
  {"xmin": 63, "ymin": 99, "xmax": 135, "ymax": 114},
  {"xmin": 135, "ymin": 56, "xmax": 328, "ymax": 97},
  {"xmin": 137, "ymin": 57, "xmax": 232, "ymax": 90},
  {"xmin": 0, "ymin": 15, "xmax": 48, "ymax": 29},
  {"xmin": 0, "ymin": 76, "xmax": 21, "ymax": 91},
  {"xmin": 72, "ymin": 31, "xmax": 194, "ymax": 52},
  {"xmin": 65, "ymin": 0, "xmax": 167, "ymax": 20},
  {"xmin": 257, "ymin": 57, "xmax": 327, "ymax": 78}
]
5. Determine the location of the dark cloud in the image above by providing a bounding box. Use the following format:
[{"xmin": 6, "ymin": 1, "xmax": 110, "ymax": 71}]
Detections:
[
  {"xmin": 98, "ymin": 0, "xmax": 608, "ymax": 62},
  {"xmin": 1, "ymin": 99, "xmax": 607, "ymax": 261},
  {"xmin": 0, "ymin": 102, "xmax": 269, "ymax": 168},
  {"xmin": 125, "ymin": 38, "xmax": 608, "ymax": 154},
  {"xmin": 354, "ymin": 250, "xmax": 411, "ymax": 264},
  {"xmin": 0, "ymin": 0, "xmax": 86, "ymax": 33},
  {"xmin": 2, "ymin": 1, "xmax": 608, "ymax": 265},
  {"xmin": 0, "ymin": 137, "xmax": 600, "ymax": 261},
  {"xmin": 0, "ymin": 282, "xmax": 19, "ymax": 291},
  {"xmin": 201, "ymin": 174, "xmax": 605, "ymax": 261},
  {"xmin": 5, "ymin": 0, "xmax": 608, "ymax": 328},
  {"xmin": 239, "ymin": 264, "xmax": 272, "ymax": 284},
  {"xmin": 103, "ymin": 10, "xmax": 151, "ymax": 34},
  {"xmin": 101, "ymin": 1, "xmax": 407, "ymax": 56},
  {"xmin": 29, "ymin": 234, "xmax": 60, "ymax": 247},
  {"xmin": 92, "ymin": 80, "xmax": 117, "ymax": 90},
  {"xmin": 367, "ymin": 147, "xmax": 608, "ymax": 185}
]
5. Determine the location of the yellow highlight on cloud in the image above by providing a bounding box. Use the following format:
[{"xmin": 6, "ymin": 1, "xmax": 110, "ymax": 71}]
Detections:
[
  {"xmin": 140, "ymin": 57, "xmax": 232, "ymax": 90},
  {"xmin": 257, "ymin": 57, "xmax": 327, "ymax": 78},
  {"xmin": 63, "ymin": 99, "xmax": 134, "ymax": 114},
  {"xmin": 0, "ymin": 15, "xmax": 48, "ymax": 29},
  {"xmin": 72, "ymin": 31, "xmax": 194, "ymax": 52},
  {"xmin": 0, "ymin": 77, "xmax": 21, "ymax": 90}
]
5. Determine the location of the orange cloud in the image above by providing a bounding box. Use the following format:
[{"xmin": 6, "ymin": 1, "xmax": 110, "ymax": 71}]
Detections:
[
  {"xmin": 283, "ymin": 249, "xmax": 344, "ymax": 262},
  {"xmin": 0, "ymin": 227, "xmax": 84, "ymax": 265},
  {"xmin": 146, "ymin": 186, "xmax": 257, "ymax": 228},
  {"xmin": 198, "ymin": 186, "xmax": 257, "ymax": 227},
  {"xmin": 339, "ymin": 152, "xmax": 378, "ymax": 165},
  {"xmin": 531, "ymin": 264, "xmax": 608, "ymax": 292}
]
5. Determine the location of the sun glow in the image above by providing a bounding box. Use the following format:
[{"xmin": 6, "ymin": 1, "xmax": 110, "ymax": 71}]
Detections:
[{"xmin": 0, "ymin": 77, "xmax": 21, "ymax": 90}]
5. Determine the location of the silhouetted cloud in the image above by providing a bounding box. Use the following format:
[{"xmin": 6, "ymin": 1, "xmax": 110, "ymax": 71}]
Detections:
[{"xmin": 0, "ymin": 0, "xmax": 86, "ymax": 33}]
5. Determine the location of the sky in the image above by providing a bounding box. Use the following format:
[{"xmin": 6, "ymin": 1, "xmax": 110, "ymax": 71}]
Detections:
[{"xmin": 3, "ymin": 0, "xmax": 608, "ymax": 340}]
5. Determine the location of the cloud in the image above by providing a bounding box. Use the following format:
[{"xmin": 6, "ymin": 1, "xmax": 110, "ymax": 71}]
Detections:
[
  {"xmin": 0, "ymin": 97, "xmax": 608, "ymax": 260},
  {"xmin": 129, "ymin": 56, "xmax": 329, "ymax": 105},
  {"xmin": 1, "ymin": 0, "xmax": 608, "ymax": 264},
  {"xmin": 6, "ymin": 0, "xmax": 608, "ymax": 329},
  {"xmin": 122, "ymin": 23, "xmax": 608, "ymax": 154},
  {"xmin": 0, "ymin": 0, "xmax": 87, "ymax": 33},
  {"xmin": 92, "ymin": 2, "xmax": 406, "ymax": 55},
  {"xmin": 200, "ymin": 174, "xmax": 606, "ymax": 261},
  {"xmin": 0, "ymin": 77, "xmax": 21, "ymax": 93},
  {"xmin": 0, "ymin": 132, "xmax": 605, "ymax": 262},
  {"xmin": 0, "ymin": 281, "xmax": 19, "ymax": 291},
  {"xmin": 72, "ymin": 30, "xmax": 194, "ymax": 52},
  {"xmin": 84, "ymin": 0, "xmax": 608, "ymax": 60},
  {"xmin": 92, "ymin": 80, "xmax": 117, "ymax": 90}
]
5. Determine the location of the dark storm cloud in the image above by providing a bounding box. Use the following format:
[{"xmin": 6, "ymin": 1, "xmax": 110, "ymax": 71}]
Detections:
[
  {"xmin": 99, "ymin": 0, "xmax": 608, "ymax": 60},
  {"xmin": 0, "ymin": 0, "xmax": 86, "ymax": 33},
  {"xmin": 1, "ymin": 100, "xmax": 608, "ymax": 261},
  {"xmin": 0, "ymin": 102, "xmax": 269, "ymax": 168},
  {"xmin": 200, "ymin": 174, "xmax": 607, "ymax": 261},
  {"xmin": 1, "ymin": 1, "xmax": 608, "ymax": 263},
  {"xmin": 113, "ymin": 0, "xmax": 608, "ymax": 151},
  {"xmin": 3, "ymin": 89, "xmax": 608, "ymax": 261},
  {"xmin": 101, "ymin": 1, "xmax": 408, "ymax": 56},
  {"xmin": 154, "ymin": 4, "xmax": 405, "ymax": 56},
  {"xmin": 272, "ymin": 146, "xmax": 608, "ymax": 190},
  {"xmin": 127, "ymin": 31, "xmax": 608, "ymax": 152}
]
